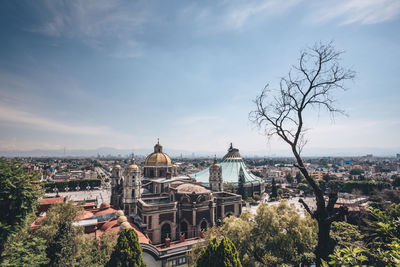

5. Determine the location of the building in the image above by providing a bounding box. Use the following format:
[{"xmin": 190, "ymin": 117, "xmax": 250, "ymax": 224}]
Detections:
[
  {"xmin": 191, "ymin": 143, "xmax": 265, "ymax": 196},
  {"xmin": 110, "ymin": 141, "xmax": 243, "ymax": 246}
]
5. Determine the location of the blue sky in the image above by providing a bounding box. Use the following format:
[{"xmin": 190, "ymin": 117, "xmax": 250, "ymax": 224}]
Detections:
[{"xmin": 0, "ymin": 0, "xmax": 399, "ymax": 156}]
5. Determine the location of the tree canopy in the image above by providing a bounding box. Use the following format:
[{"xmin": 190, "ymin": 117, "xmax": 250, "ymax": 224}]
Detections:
[
  {"xmin": 107, "ymin": 228, "xmax": 146, "ymax": 267},
  {"xmin": 197, "ymin": 202, "xmax": 316, "ymax": 266},
  {"xmin": 196, "ymin": 237, "xmax": 242, "ymax": 267},
  {"xmin": 0, "ymin": 158, "xmax": 43, "ymax": 253}
]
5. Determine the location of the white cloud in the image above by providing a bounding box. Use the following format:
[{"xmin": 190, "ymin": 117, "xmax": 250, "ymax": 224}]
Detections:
[
  {"xmin": 310, "ymin": 0, "xmax": 400, "ymax": 25},
  {"xmin": 0, "ymin": 105, "xmax": 131, "ymax": 138},
  {"xmin": 224, "ymin": 0, "xmax": 302, "ymax": 29},
  {"xmin": 28, "ymin": 0, "xmax": 147, "ymax": 56}
]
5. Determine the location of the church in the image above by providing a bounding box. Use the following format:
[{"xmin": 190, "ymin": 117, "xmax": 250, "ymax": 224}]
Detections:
[{"xmin": 110, "ymin": 141, "xmax": 243, "ymax": 245}]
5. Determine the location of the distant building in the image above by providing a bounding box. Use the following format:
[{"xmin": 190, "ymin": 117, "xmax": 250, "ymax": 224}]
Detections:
[{"xmin": 191, "ymin": 143, "xmax": 265, "ymax": 196}]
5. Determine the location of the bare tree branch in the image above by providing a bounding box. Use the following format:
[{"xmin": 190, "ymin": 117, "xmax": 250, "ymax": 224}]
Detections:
[{"xmin": 249, "ymin": 41, "xmax": 355, "ymax": 266}]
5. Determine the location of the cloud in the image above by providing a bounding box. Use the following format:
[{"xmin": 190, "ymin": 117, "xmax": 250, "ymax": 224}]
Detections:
[
  {"xmin": 28, "ymin": 0, "xmax": 147, "ymax": 56},
  {"xmin": 0, "ymin": 105, "xmax": 132, "ymax": 138},
  {"xmin": 224, "ymin": 0, "xmax": 302, "ymax": 29},
  {"xmin": 179, "ymin": 0, "xmax": 302, "ymax": 31},
  {"xmin": 310, "ymin": 0, "xmax": 400, "ymax": 25}
]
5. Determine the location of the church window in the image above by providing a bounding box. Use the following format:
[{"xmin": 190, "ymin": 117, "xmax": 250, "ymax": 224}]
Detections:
[{"xmin": 161, "ymin": 223, "xmax": 171, "ymax": 243}]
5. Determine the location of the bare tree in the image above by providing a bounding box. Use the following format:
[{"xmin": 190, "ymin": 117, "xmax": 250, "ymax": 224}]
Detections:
[{"xmin": 250, "ymin": 42, "xmax": 355, "ymax": 266}]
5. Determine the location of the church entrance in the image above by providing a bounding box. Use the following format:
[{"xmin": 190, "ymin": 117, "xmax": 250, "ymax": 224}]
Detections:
[{"xmin": 161, "ymin": 223, "xmax": 171, "ymax": 243}]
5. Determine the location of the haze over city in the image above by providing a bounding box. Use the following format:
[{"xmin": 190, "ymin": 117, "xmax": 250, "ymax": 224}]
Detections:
[{"xmin": 0, "ymin": 0, "xmax": 399, "ymax": 156}]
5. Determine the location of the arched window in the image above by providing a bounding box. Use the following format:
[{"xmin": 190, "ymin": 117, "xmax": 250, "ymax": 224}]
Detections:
[
  {"xmin": 180, "ymin": 221, "xmax": 188, "ymax": 238},
  {"xmin": 161, "ymin": 223, "xmax": 171, "ymax": 243}
]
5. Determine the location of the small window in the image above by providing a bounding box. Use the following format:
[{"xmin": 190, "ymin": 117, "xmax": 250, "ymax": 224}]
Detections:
[{"xmin": 148, "ymin": 216, "xmax": 152, "ymax": 229}]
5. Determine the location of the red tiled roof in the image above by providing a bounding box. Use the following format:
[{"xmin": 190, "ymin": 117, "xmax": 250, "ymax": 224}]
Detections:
[
  {"xmin": 99, "ymin": 218, "xmax": 150, "ymax": 244},
  {"xmin": 94, "ymin": 207, "xmax": 117, "ymax": 215},
  {"xmin": 39, "ymin": 197, "xmax": 65, "ymax": 205},
  {"xmin": 78, "ymin": 210, "xmax": 94, "ymax": 220}
]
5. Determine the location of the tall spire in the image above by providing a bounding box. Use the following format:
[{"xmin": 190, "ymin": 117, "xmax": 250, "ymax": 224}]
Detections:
[{"xmin": 214, "ymin": 155, "xmax": 217, "ymax": 164}]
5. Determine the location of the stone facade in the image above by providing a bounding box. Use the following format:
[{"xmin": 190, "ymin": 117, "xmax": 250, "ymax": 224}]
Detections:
[{"xmin": 110, "ymin": 141, "xmax": 242, "ymax": 245}]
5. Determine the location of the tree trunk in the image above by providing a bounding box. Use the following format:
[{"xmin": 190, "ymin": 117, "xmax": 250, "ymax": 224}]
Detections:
[{"xmin": 315, "ymin": 219, "xmax": 333, "ymax": 266}]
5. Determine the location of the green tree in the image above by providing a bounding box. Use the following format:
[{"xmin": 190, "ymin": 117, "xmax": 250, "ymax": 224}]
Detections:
[
  {"xmin": 199, "ymin": 202, "xmax": 317, "ymax": 266},
  {"xmin": 73, "ymin": 232, "xmax": 118, "ymax": 267},
  {"xmin": 285, "ymin": 173, "xmax": 293, "ymax": 184},
  {"xmin": 270, "ymin": 178, "xmax": 278, "ymax": 199},
  {"xmin": 330, "ymin": 221, "xmax": 363, "ymax": 248},
  {"xmin": 295, "ymin": 172, "xmax": 303, "ymax": 184},
  {"xmin": 237, "ymin": 174, "xmax": 247, "ymax": 199},
  {"xmin": 350, "ymin": 168, "xmax": 364, "ymax": 176},
  {"xmin": 324, "ymin": 247, "xmax": 368, "ymax": 267},
  {"xmin": 196, "ymin": 237, "xmax": 242, "ymax": 267},
  {"xmin": 1, "ymin": 215, "xmax": 49, "ymax": 267},
  {"xmin": 36, "ymin": 202, "xmax": 83, "ymax": 267},
  {"xmin": 107, "ymin": 229, "xmax": 146, "ymax": 267},
  {"xmin": 0, "ymin": 158, "xmax": 42, "ymax": 253}
]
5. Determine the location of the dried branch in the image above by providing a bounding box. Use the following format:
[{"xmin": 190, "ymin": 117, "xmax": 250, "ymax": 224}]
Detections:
[{"xmin": 299, "ymin": 198, "xmax": 315, "ymax": 218}]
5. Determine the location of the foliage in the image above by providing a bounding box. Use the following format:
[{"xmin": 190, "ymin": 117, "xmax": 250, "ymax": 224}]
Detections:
[
  {"xmin": 360, "ymin": 205, "xmax": 400, "ymax": 265},
  {"xmin": 1, "ymin": 215, "xmax": 49, "ymax": 267},
  {"xmin": 285, "ymin": 173, "xmax": 293, "ymax": 184},
  {"xmin": 37, "ymin": 202, "xmax": 83, "ymax": 266},
  {"xmin": 270, "ymin": 178, "xmax": 278, "ymax": 198},
  {"xmin": 330, "ymin": 221, "xmax": 363, "ymax": 248},
  {"xmin": 237, "ymin": 174, "xmax": 247, "ymax": 199},
  {"xmin": 324, "ymin": 246, "xmax": 368, "ymax": 267},
  {"xmin": 327, "ymin": 180, "xmax": 390, "ymax": 195},
  {"xmin": 297, "ymin": 181, "xmax": 312, "ymax": 195},
  {"xmin": 41, "ymin": 178, "xmax": 101, "ymax": 192},
  {"xmin": 0, "ymin": 158, "xmax": 43, "ymax": 252},
  {"xmin": 392, "ymin": 175, "xmax": 400, "ymax": 187},
  {"xmin": 223, "ymin": 183, "xmax": 235, "ymax": 193},
  {"xmin": 198, "ymin": 202, "xmax": 316, "ymax": 266},
  {"xmin": 196, "ymin": 237, "xmax": 242, "ymax": 267},
  {"xmin": 349, "ymin": 168, "xmax": 364, "ymax": 176},
  {"xmin": 295, "ymin": 172, "xmax": 303, "ymax": 184},
  {"xmin": 107, "ymin": 229, "xmax": 146, "ymax": 267},
  {"xmin": 74, "ymin": 232, "xmax": 118, "ymax": 267}
]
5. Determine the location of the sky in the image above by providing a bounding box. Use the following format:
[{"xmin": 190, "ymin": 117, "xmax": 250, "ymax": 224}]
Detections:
[{"xmin": 0, "ymin": 0, "xmax": 399, "ymax": 157}]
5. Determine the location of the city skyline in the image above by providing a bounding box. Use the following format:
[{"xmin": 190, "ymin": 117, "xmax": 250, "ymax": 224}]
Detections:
[{"xmin": 0, "ymin": 0, "xmax": 399, "ymax": 156}]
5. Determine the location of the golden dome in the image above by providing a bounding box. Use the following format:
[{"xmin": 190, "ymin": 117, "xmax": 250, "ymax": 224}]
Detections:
[
  {"xmin": 128, "ymin": 164, "xmax": 139, "ymax": 170},
  {"xmin": 145, "ymin": 152, "xmax": 172, "ymax": 166},
  {"xmin": 210, "ymin": 156, "xmax": 221, "ymax": 168},
  {"xmin": 117, "ymin": 215, "xmax": 128, "ymax": 225},
  {"xmin": 144, "ymin": 140, "xmax": 173, "ymax": 166},
  {"xmin": 211, "ymin": 163, "xmax": 221, "ymax": 168},
  {"xmin": 114, "ymin": 164, "xmax": 121, "ymax": 169}
]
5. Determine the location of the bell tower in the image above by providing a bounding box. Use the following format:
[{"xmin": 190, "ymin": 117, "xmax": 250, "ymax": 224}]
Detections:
[
  {"xmin": 209, "ymin": 156, "xmax": 223, "ymax": 192},
  {"xmin": 111, "ymin": 163, "xmax": 124, "ymax": 209},
  {"xmin": 123, "ymin": 157, "xmax": 141, "ymax": 215}
]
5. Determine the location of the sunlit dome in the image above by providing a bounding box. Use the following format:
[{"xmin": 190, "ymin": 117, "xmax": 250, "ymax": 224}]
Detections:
[{"xmin": 144, "ymin": 140, "xmax": 172, "ymax": 166}]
